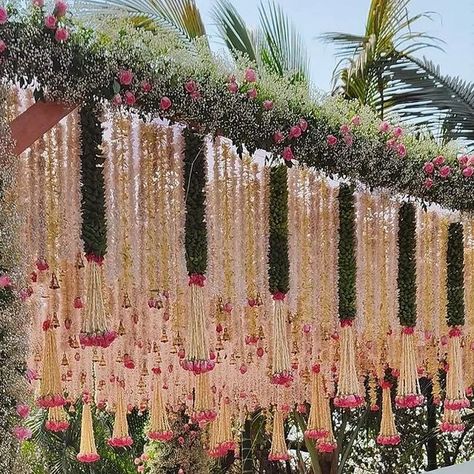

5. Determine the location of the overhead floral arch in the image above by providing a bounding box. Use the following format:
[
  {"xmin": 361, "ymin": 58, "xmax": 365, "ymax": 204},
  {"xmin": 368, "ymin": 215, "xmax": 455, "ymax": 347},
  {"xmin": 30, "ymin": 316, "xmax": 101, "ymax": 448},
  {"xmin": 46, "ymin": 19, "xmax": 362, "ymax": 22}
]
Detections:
[{"xmin": 1, "ymin": 2, "xmax": 474, "ymax": 474}]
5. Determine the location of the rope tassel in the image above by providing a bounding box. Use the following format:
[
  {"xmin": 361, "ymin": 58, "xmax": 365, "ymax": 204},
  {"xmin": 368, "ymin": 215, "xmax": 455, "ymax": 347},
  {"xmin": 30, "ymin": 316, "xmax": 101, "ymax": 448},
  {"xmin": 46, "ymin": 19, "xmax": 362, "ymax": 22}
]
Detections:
[
  {"xmin": 148, "ymin": 377, "xmax": 173, "ymax": 441},
  {"xmin": 45, "ymin": 406, "xmax": 69, "ymax": 432},
  {"xmin": 268, "ymin": 408, "xmax": 289, "ymax": 462},
  {"xmin": 77, "ymin": 403, "xmax": 100, "ymax": 463},
  {"xmin": 191, "ymin": 373, "xmax": 216, "ymax": 424},
  {"xmin": 377, "ymin": 382, "xmax": 400, "ymax": 445},
  {"xmin": 208, "ymin": 396, "xmax": 236, "ymax": 458},
  {"xmin": 108, "ymin": 385, "xmax": 133, "ymax": 447}
]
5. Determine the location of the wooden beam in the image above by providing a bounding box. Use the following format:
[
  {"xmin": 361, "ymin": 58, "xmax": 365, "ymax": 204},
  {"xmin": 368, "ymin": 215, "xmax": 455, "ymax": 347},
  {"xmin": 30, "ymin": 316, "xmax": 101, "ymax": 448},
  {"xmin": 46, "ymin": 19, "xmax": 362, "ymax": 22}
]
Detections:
[{"xmin": 9, "ymin": 101, "xmax": 77, "ymax": 155}]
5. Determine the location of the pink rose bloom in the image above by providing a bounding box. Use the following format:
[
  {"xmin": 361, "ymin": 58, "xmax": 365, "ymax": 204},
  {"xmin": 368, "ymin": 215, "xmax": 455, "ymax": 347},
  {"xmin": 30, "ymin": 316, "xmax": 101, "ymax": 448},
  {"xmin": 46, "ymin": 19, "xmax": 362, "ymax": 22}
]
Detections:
[
  {"xmin": 244, "ymin": 68, "xmax": 257, "ymax": 83},
  {"xmin": 0, "ymin": 274, "xmax": 12, "ymax": 288},
  {"xmin": 112, "ymin": 94, "xmax": 122, "ymax": 106},
  {"xmin": 44, "ymin": 14, "xmax": 57, "ymax": 29},
  {"xmin": 0, "ymin": 40, "xmax": 6, "ymax": 54},
  {"xmin": 227, "ymin": 81, "xmax": 238, "ymax": 94},
  {"xmin": 54, "ymin": 0, "xmax": 68, "ymax": 17},
  {"xmin": 33, "ymin": 0, "xmax": 45, "ymax": 7},
  {"xmin": 392, "ymin": 126, "xmax": 403, "ymax": 138},
  {"xmin": 397, "ymin": 143, "xmax": 407, "ymax": 158},
  {"xmin": 378, "ymin": 121, "xmax": 390, "ymax": 133},
  {"xmin": 55, "ymin": 27, "xmax": 69, "ymax": 42},
  {"xmin": 273, "ymin": 131, "xmax": 284, "ymax": 143},
  {"xmin": 118, "ymin": 69, "xmax": 133, "ymax": 86},
  {"xmin": 124, "ymin": 90, "xmax": 136, "ymax": 106},
  {"xmin": 0, "ymin": 7, "xmax": 8, "ymax": 24},
  {"xmin": 343, "ymin": 134, "xmax": 353, "ymax": 147},
  {"xmin": 339, "ymin": 124, "xmax": 350, "ymax": 135},
  {"xmin": 282, "ymin": 146, "xmax": 294, "ymax": 161},
  {"xmin": 351, "ymin": 115, "xmax": 361, "ymax": 126},
  {"xmin": 138, "ymin": 466, "xmax": 145, "ymax": 473},
  {"xmin": 263, "ymin": 100, "xmax": 273, "ymax": 111},
  {"xmin": 463, "ymin": 166, "xmax": 473, "ymax": 177},
  {"xmin": 458, "ymin": 155, "xmax": 468, "ymax": 167},
  {"xmin": 423, "ymin": 162, "xmax": 434, "ymax": 174},
  {"xmin": 184, "ymin": 80, "xmax": 198, "ymax": 94},
  {"xmin": 247, "ymin": 88, "xmax": 257, "ymax": 99},
  {"xmin": 386, "ymin": 138, "xmax": 397, "ymax": 150},
  {"xmin": 469, "ymin": 156, "xmax": 474, "ymax": 166},
  {"xmin": 299, "ymin": 118, "xmax": 308, "ymax": 132},
  {"xmin": 327, "ymin": 135, "xmax": 337, "ymax": 146},
  {"xmin": 439, "ymin": 165, "xmax": 451, "ymax": 178},
  {"xmin": 433, "ymin": 155, "xmax": 445, "ymax": 166},
  {"xmin": 289, "ymin": 125, "xmax": 302, "ymax": 139},
  {"xmin": 160, "ymin": 96, "xmax": 172, "ymax": 110},
  {"xmin": 141, "ymin": 81, "xmax": 152, "ymax": 93},
  {"xmin": 16, "ymin": 404, "xmax": 30, "ymax": 419},
  {"xmin": 13, "ymin": 426, "xmax": 32, "ymax": 441}
]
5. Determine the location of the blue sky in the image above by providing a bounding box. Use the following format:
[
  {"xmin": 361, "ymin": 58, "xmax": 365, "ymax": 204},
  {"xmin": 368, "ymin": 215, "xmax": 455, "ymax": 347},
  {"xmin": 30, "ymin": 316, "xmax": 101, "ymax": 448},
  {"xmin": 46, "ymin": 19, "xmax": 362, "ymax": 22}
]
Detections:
[{"xmin": 196, "ymin": 0, "xmax": 474, "ymax": 93}]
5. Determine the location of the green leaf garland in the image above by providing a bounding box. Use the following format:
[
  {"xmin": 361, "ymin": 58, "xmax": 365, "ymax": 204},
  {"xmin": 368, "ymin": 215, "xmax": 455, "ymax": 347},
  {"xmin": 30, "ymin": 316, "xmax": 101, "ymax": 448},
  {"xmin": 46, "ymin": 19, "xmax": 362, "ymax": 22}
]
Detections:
[
  {"xmin": 268, "ymin": 165, "xmax": 289, "ymax": 295},
  {"xmin": 397, "ymin": 202, "xmax": 417, "ymax": 327},
  {"xmin": 337, "ymin": 184, "xmax": 357, "ymax": 320},
  {"xmin": 79, "ymin": 104, "xmax": 107, "ymax": 258},
  {"xmin": 183, "ymin": 129, "xmax": 207, "ymax": 275},
  {"xmin": 446, "ymin": 222, "xmax": 465, "ymax": 327}
]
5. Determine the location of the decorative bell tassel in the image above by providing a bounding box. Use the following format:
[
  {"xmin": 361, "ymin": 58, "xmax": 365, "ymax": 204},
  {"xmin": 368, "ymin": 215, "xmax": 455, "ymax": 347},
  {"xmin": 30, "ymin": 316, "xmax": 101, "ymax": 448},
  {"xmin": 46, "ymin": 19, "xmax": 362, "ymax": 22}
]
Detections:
[
  {"xmin": 376, "ymin": 382, "xmax": 400, "ymax": 445},
  {"xmin": 395, "ymin": 327, "xmax": 424, "ymax": 408},
  {"xmin": 180, "ymin": 275, "xmax": 215, "ymax": 374},
  {"xmin": 108, "ymin": 385, "xmax": 133, "ymax": 447},
  {"xmin": 191, "ymin": 373, "xmax": 216, "ymax": 424},
  {"xmin": 268, "ymin": 408, "xmax": 289, "ymax": 462},
  {"xmin": 45, "ymin": 406, "xmax": 69, "ymax": 432},
  {"xmin": 147, "ymin": 377, "xmax": 173, "ymax": 441},
  {"xmin": 270, "ymin": 293, "xmax": 293, "ymax": 385},
  {"xmin": 77, "ymin": 403, "xmax": 100, "ymax": 463},
  {"xmin": 79, "ymin": 256, "xmax": 117, "ymax": 348},
  {"xmin": 334, "ymin": 320, "xmax": 364, "ymax": 408},
  {"xmin": 37, "ymin": 321, "xmax": 65, "ymax": 408},
  {"xmin": 208, "ymin": 396, "xmax": 236, "ymax": 458}
]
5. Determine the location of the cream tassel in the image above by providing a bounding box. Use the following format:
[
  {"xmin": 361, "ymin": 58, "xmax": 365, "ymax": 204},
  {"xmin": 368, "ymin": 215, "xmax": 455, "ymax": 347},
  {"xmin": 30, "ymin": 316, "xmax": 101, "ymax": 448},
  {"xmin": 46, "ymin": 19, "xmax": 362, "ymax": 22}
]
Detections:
[
  {"xmin": 208, "ymin": 396, "xmax": 236, "ymax": 458},
  {"xmin": 270, "ymin": 295, "xmax": 293, "ymax": 385},
  {"xmin": 376, "ymin": 382, "xmax": 400, "ymax": 445},
  {"xmin": 268, "ymin": 407, "xmax": 289, "ymax": 462},
  {"xmin": 108, "ymin": 385, "xmax": 133, "ymax": 447},
  {"xmin": 77, "ymin": 403, "xmax": 100, "ymax": 463},
  {"xmin": 45, "ymin": 406, "xmax": 69, "ymax": 432},
  {"xmin": 148, "ymin": 377, "xmax": 173, "ymax": 441},
  {"xmin": 191, "ymin": 372, "xmax": 216, "ymax": 424}
]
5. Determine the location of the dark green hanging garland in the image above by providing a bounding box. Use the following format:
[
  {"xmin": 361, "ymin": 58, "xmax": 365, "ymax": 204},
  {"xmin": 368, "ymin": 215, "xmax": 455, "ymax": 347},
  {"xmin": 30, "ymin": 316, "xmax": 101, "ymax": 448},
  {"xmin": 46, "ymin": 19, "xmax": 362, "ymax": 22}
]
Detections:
[
  {"xmin": 183, "ymin": 128, "xmax": 207, "ymax": 277},
  {"xmin": 79, "ymin": 104, "xmax": 107, "ymax": 259},
  {"xmin": 397, "ymin": 202, "xmax": 417, "ymax": 327},
  {"xmin": 446, "ymin": 222, "xmax": 465, "ymax": 327},
  {"xmin": 268, "ymin": 165, "xmax": 289, "ymax": 296},
  {"xmin": 337, "ymin": 184, "xmax": 356, "ymax": 321}
]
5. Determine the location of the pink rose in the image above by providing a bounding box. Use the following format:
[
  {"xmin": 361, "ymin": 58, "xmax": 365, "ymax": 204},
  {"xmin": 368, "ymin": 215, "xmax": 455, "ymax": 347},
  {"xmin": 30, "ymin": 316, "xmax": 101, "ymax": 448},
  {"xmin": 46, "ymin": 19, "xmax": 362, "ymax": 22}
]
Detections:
[
  {"xmin": 263, "ymin": 100, "xmax": 273, "ymax": 111},
  {"xmin": 299, "ymin": 118, "xmax": 308, "ymax": 132},
  {"xmin": 33, "ymin": 0, "xmax": 45, "ymax": 7},
  {"xmin": 463, "ymin": 166, "xmax": 473, "ymax": 177},
  {"xmin": 160, "ymin": 96, "xmax": 172, "ymax": 110},
  {"xmin": 386, "ymin": 138, "xmax": 397, "ymax": 150},
  {"xmin": 141, "ymin": 81, "xmax": 152, "ymax": 93},
  {"xmin": 185, "ymin": 79, "xmax": 198, "ymax": 94},
  {"xmin": 0, "ymin": 274, "xmax": 12, "ymax": 288},
  {"xmin": 124, "ymin": 91, "xmax": 136, "ymax": 106},
  {"xmin": 458, "ymin": 155, "xmax": 468, "ymax": 167},
  {"xmin": 397, "ymin": 143, "xmax": 407, "ymax": 158},
  {"xmin": 433, "ymin": 155, "xmax": 445, "ymax": 166},
  {"xmin": 392, "ymin": 126, "xmax": 403, "ymax": 138},
  {"xmin": 244, "ymin": 68, "xmax": 257, "ymax": 83},
  {"xmin": 343, "ymin": 134, "xmax": 353, "ymax": 147},
  {"xmin": 378, "ymin": 121, "xmax": 390, "ymax": 133},
  {"xmin": 44, "ymin": 15, "xmax": 57, "ymax": 29},
  {"xmin": 282, "ymin": 146, "xmax": 294, "ymax": 161},
  {"xmin": 0, "ymin": 7, "xmax": 8, "ymax": 24},
  {"xmin": 273, "ymin": 131, "xmax": 284, "ymax": 143},
  {"xmin": 289, "ymin": 125, "xmax": 302, "ymax": 139},
  {"xmin": 138, "ymin": 466, "xmax": 145, "ymax": 473},
  {"xmin": 112, "ymin": 94, "xmax": 122, "ymax": 106},
  {"xmin": 227, "ymin": 81, "xmax": 238, "ymax": 93},
  {"xmin": 55, "ymin": 27, "xmax": 69, "ymax": 42},
  {"xmin": 0, "ymin": 40, "xmax": 6, "ymax": 54},
  {"xmin": 439, "ymin": 165, "xmax": 451, "ymax": 178},
  {"xmin": 54, "ymin": 0, "xmax": 68, "ymax": 17},
  {"xmin": 16, "ymin": 404, "xmax": 30, "ymax": 419},
  {"xmin": 327, "ymin": 135, "xmax": 337, "ymax": 146},
  {"xmin": 423, "ymin": 162, "xmax": 434, "ymax": 174},
  {"xmin": 339, "ymin": 124, "xmax": 350, "ymax": 135},
  {"xmin": 118, "ymin": 69, "xmax": 133, "ymax": 86},
  {"xmin": 351, "ymin": 115, "xmax": 361, "ymax": 126},
  {"xmin": 424, "ymin": 178, "xmax": 433, "ymax": 189},
  {"xmin": 469, "ymin": 156, "xmax": 474, "ymax": 166},
  {"xmin": 247, "ymin": 88, "xmax": 257, "ymax": 99},
  {"xmin": 13, "ymin": 426, "xmax": 32, "ymax": 441}
]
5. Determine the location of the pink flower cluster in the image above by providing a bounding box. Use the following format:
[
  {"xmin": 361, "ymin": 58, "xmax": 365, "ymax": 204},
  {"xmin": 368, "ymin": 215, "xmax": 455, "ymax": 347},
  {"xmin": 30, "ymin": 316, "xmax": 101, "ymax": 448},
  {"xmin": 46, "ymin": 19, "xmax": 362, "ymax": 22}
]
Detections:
[
  {"xmin": 16, "ymin": 404, "xmax": 30, "ymax": 419},
  {"xmin": 208, "ymin": 440, "xmax": 237, "ymax": 458},
  {"xmin": 185, "ymin": 79, "xmax": 201, "ymax": 100},
  {"xmin": 77, "ymin": 453, "xmax": 100, "ymax": 463},
  {"xmin": 188, "ymin": 273, "xmax": 206, "ymax": 287},
  {"xmin": 0, "ymin": 39, "xmax": 6, "ymax": 54},
  {"xmin": 378, "ymin": 121, "xmax": 407, "ymax": 157},
  {"xmin": 458, "ymin": 154, "xmax": 474, "ymax": 177},
  {"xmin": 45, "ymin": 420, "xmax": 69, "ymax": 432},
  {"xmin": 191, "ymin": 409, "xmax": 217, "ymax": 424},
  {"xmin": 245, "ymin": 334, "xmax": 259, "ymax": 345},
  {"xmin": 37, "ymin": 394, "xmax": 66, "ymax": 409},
  {"xmin": 334, "ymin": 394, "xmax": 365, "ymax": 409},
  {"xmin": 0, "ymin": 6, "xmax": 8, "ymax": 24},
  {"xmin": 316, "ymin": 440, "xmax": 337, "ymax": 453},
  {"xmin": 395, "ymin": 394, "xmax": 425, "ymax": 409},
  {"xmin": 271, "ymin": 370, "xmax": 294, "ymax": 385},
  {"xmin": 0, "ymin": 274, "xmax": 12, "ymax": 288},
  {"xmin": 108, "ymin": 436, "xmax": 133, "ymax": 447},
  {"xmin": 79, "ymin": 330, "xmax": 117, "ymax": 348},
  {"xmin": 148, "ymin": 430, "xmax": 173, "ymax": 442},
  {"xmin": 180, "ymin": 358, "xmax": 215, "ymax": 374},
  {"xmin": 43, "ymin": 2, "xmax": 69, "ymax": 42},
  {"xmin": 440, "ymin": 421, "xmax": 465, "ymax": 433},
  {"xmin": 273, "ymin": 119, "xmax": 308, "ymax": 163},
  {"xmin": 13, "ymin": 426, "xmax": 32, "ymax": 442},
  {"xmin": 304, "ymin": 428, "xmax": 329, "ymax": 440},
  {"xmin": 268, "ymin": 452, "xmax": 290, "ymax": 462},
  {"xmin": 444, "ymin": 398, "xmax": 470, "ymax": 410},
  {"xmin": 376, "ymin": 434, "xmax": 401, "ymax": 446},
  {"xmin": 36, "ymin": 257, "xmax": 49, "ymax": 271},
  {"xmin": 422, "ymin": 154, "xmax": 469, "ymax": 189}
]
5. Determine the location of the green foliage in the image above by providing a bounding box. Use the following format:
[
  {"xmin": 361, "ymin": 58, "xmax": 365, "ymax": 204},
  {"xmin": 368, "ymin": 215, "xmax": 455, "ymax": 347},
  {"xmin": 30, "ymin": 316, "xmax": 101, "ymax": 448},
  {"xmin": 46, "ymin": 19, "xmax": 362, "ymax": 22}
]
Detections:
[
  {"xmin": 397, "ymin": 202, "xmax": 417, "ymax": 327},
  {"xmin": 183, "ymin": 129, "xmax": 207, "ymax": 275},
  {"xmin": 80, "ymin": 104, "xmax": 108, "ymax": 258},
  {"xmin": 446, "ymin": 222, "xmax": 465, "ymax": 327},
  {"xmin": 337, "ymin": 184, "xmax": 356, "ymax": 320},
  {"xmin": 268, "ymin": 165, "xmax": 289, "ymax": 294}
]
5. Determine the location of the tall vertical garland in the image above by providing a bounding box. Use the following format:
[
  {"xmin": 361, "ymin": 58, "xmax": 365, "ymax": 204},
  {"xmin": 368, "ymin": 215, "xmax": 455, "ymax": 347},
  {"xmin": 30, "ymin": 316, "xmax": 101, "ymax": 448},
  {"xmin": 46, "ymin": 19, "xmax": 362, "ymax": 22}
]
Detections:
[
  {"xmin": 268, "ymin": 165, "xmax": 292, "ymax": 385},
  {"xmin": 440, "ymin": 222, "xmax": 468, "ymax": 433},
  {"xmin": 335, "ymin": 184, "xmax": 364, "ymax": 408},
  {"xmin": 79, "ymin": 104, "xmax": 116, "ymax": 348},
  {"xmin": 181, "ymin": 129, "xmax": 214, "ymax": 374},
  {"xmin": 396, "ymin": 202, "xmax": 423, "ymax": 408}
]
